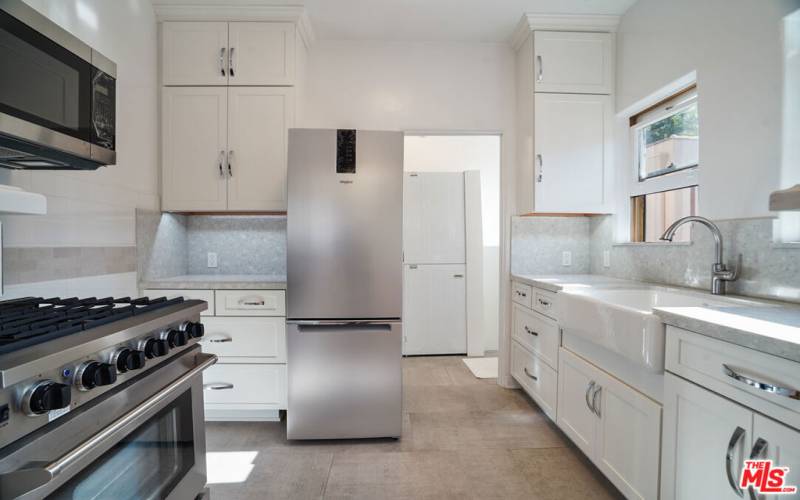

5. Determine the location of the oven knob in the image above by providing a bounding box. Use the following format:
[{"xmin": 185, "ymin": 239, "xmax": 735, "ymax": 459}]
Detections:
[
  {"xmin": 77, "ymin": 361, "xmax": 117, "ymax": 390},
  {"xmin": 114, "ymin": 348, "xmax": 146, "ymax": 372},
  {"xmin": 184, "ymin": 321, "xmax": 204, "ymax": 339},
  {"xmin": 162, "ymin": 328, "xmax": 188, "ymax": 348},
  {"xmin": 141, "ymin": 338, "xmax": 169, "ymax": 359},
  {"xmin": 24, "ymin": 381, "xmax": 71, "ymax": 415}
]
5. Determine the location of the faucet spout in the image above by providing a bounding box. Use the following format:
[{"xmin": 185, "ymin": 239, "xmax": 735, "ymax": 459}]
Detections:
[{"xmin": 659, "ymin": 216, "xmax": 738, "ymax": 295}]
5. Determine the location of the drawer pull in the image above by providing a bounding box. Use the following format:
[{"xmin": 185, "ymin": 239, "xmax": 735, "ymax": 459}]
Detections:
[
  {"xmin": 726, "ymin": 426, "xmax": 746, "ymax": 497},
  {"xmin": 537, "ymin": 298, "xmax": 550, "ymax": 307},
  {"xmin": 515, "ymin": 290, "xmax": 527, "ymax": 298},
  {"xmin": 207, "ymin": 336, "xmax": 232, "ymax": 343},
  {"xmin": 722, "ymin": 364, "xmax": 800, "ymax": 400},
  {"xmin": 591, "ymin": 385, "xmax": 602, "ymax": 417},
  {"xmin": 523, "ymin": 367, "xmax": 538, "ymax": 381},
  {"xmin": 204, "ymin": 383, "xmax": 234, "ymax": 391},
  {"xmin": 585, "ymin": 381, "xmax": 596, "ymax": 413},
  {"xmin": 747, "ymin": 438, "xmax": 769, "ymax": 500},
  {"xmin": 239, "ymin": 297, "xmax": 266, "ymax": 306},
  {"xmin": 523, "ymin": 326, "xmax": 538, "ymax": 336}
]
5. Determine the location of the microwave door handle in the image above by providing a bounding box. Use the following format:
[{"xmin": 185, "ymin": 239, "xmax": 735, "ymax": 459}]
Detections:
[{"xmin": 0, "ymin": 353, "xmax": 218, "ymax": 499}]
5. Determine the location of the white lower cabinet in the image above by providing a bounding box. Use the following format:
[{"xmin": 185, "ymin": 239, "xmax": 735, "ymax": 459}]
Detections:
[
  {"xmin": 557, "ymin": 348, "xmax": 661, "ymax": 500},
  {"xmin": 662, "ymin": 373, "xmax": 800, "ymax": 500},
  {"xmin": 204, "ymin": 363, "xmax": 287, "ymax": 408},
  {"xmin": 510, "ymin": 340, "xmax": 558, "ymax": 419},
  {"xmin": 201, "ymin": 316, "xmax": 286, "ymax": 362}
]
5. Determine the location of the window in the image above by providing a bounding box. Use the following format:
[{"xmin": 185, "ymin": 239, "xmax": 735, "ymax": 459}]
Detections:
[
  {"xmin": 629, "ymin": 85, "xmax": 699, "ymax": 242},
  {"xmin": 632, "ymin": 87, "xmax": 698, "ymax": 181}
]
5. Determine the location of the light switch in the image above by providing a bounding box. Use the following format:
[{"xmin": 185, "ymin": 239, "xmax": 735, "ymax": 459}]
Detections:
[
  {"xmin": 207, "ymin": 252, "xmax": 218, "ymax": 268},
  {"xmin": 562, "ymin": 251, "xmax": 572, "ymax": 266},
  {"xmin": 603, "ymin": 250, "xmax": 611, "ymax": 268}
]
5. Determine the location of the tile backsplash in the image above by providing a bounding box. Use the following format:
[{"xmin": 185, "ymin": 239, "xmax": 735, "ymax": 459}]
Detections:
[
  {"xmin": 136, "ymin": 210, "xmax": 286, "ymax": 280},
  {"xmin": 510, "ymin": 216, "xmax": 591, "ymax": 275}
]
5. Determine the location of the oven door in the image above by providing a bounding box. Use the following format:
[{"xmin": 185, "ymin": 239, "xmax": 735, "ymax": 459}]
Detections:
[{"xmin": 0, "ymin": 348, "xmax": 216, "ymax": 500}]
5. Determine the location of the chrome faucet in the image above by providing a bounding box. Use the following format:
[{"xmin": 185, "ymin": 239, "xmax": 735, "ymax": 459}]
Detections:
[{"xmin": 659, "ymin": 216, "xmax": 740, "ymax": 295}]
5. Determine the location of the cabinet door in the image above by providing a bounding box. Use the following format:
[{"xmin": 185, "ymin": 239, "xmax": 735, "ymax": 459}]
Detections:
[
  {"xmin": 402, "ymin": 264, "xmax": 466, "ymax": 355},
  {"xmin": 533, "ymin": 31, "xmax": 613, "ymax": 94},
  {"xmin": 594, "ymin": 368, "xmax": 662, "ymax": 500},
  {"xmin": 556, "ymin": 348, "xmax": 600, "ymax": 459},
  {"xmin": 662, "ymin": 373, "xmax": 753, "ymax": 500},
  {"xmin": 534, "ymin": 93, "xmax": 609, "ymax": 213},
  {"xmin": 228, "ymin": 22, "xmax": 295, "ymax": 86},
  {"xmin": 751, "ymin": 414, "xmax": 800, "ymax": 500},
  {"xmin": 162, "ymin": 87, "xmax": 228, "ymax": 211},
  {"xmin": 227, "ymin": 87, "xmax": 294, "ymax": 211},
  {"xmin": 162, "ymin": 22, "xmax": 228, "ymax": 85},
  {"xmin": 403, "ymin": 172, "xmax": 466, "ymax": 264}
]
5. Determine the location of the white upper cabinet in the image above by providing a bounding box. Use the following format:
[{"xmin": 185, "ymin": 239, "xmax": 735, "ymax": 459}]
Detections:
[
  {"xmin": 161, "ymin": 87, "xmax": 228, "ymax": 211},
  {"xmin": 162, "ymin": 22, "xmax": 229, "ymax": 86},
  {"xmin": 533, "ymin": 31, "xmax": 614, "ymax": 94},
  {"xmin": 227, "ymin": 87, "xmax": 294, "ymax": 211},
  {"xmin": 534, "ymin": 93, "xmax": 610, "ymax": 213},
  {"xmin": 228, "ymin": 22, "xmax": 295, "ymax": 86},
  {"xmin": 161, "ymin": 21, "xmax": 296, "ymax": 86}
]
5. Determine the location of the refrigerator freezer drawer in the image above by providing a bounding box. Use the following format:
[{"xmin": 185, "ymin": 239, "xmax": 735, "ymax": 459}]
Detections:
[{"xmin": 286, "ymin": 321, "xmax": 403, "ymax": 439}]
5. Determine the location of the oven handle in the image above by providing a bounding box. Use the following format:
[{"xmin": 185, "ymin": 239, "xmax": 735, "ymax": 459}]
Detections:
[{"xmin": 0, "ymin": 353, "xmax": 217, "ymax": 499}]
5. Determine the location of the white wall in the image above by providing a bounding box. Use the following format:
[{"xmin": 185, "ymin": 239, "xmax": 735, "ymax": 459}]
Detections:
[
  {"xmin": 615, "ymin": 0, "xmax": 798, "ymax": 221},
  {"xmin": 0, "ymin": 0, "xmax": 159, "ymax": 297},
  {"xmin": 403, "ymin": 135, "xmax": 501, "ymax": 352}
]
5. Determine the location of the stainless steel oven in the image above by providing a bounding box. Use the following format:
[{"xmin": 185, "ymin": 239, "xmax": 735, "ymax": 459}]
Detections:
[
  {"xmin": 0, "ymin": 0, "xmax": 115, "ymax": 170},
  {"xmin": 0, "ymin": 347, "xmax": 215, "ymax": 500}
]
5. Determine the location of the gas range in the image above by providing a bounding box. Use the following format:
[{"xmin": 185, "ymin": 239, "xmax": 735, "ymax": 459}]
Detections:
[{"xmin": 0, "ymin": 295, "xmax": 208, "ymax": 452}]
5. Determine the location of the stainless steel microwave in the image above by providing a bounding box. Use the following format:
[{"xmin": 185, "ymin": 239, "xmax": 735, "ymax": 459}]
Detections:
[{"xmin": 0, "ymin": 0, "xmax": 116, "ymax": 170}]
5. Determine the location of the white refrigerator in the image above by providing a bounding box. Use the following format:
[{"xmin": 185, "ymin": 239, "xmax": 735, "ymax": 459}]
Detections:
[{"xmin": 402, "ymin": 172, "xmax": 467, "ymax": 355}]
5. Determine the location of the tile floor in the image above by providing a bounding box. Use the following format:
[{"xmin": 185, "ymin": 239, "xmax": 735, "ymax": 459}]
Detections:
[{"xmin": 205, "ymin": 356, "xmax": 624, "ymax": 500}]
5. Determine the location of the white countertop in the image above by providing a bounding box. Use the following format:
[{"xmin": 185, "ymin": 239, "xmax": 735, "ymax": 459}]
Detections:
[
  {"xmin": 511, "ymin": 273, "xmax": 800, "ymax": 363},
  {"xmin": 140, "ymin": 274, "xmax": 286, "ymax": 290}
]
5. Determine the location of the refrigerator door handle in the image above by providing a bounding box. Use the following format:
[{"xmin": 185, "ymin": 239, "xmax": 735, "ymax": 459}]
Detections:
[{"xmin": 289, "ymin": 320, "xmax": 399, "ymax": 327}]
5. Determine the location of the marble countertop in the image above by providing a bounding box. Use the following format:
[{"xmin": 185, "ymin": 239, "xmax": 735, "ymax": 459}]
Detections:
[
  {"xmin": 140, "ymin": 274, "xmax": 286, "ymax": 290},
  {"xmin": 655, "ymin": 306, "xmax": 800, "ymax": 363},
  {"xmin": 510, "ymin": 273, "xmax": 636, "ymax": 292}
]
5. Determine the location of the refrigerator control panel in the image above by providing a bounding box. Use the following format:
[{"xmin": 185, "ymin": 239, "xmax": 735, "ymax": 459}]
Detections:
[{"xmin": 336, "ymin": 129, "xmax": 357, "ymax": 174}]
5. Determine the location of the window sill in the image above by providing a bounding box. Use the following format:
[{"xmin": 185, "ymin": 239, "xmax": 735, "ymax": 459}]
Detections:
[
  {"xmin": 772, "ymin": 242, "xmax": 800, "ymax": 249},
  {"xmin": 613, "ymin": 241, "xmax": 693, "ymax": 247}
]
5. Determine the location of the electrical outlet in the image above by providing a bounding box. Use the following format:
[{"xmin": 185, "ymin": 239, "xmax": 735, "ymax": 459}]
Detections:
[
  {"xmin": 562, "ymin": 251, "xmax": 572, "ymax": 266},
  {"xmin": 603, "ymin": 250, "xmax": 611, "ymax": 268},
  {"xmin": 207, "ymin": 252, "xmax": 218, "ymax": 268}
]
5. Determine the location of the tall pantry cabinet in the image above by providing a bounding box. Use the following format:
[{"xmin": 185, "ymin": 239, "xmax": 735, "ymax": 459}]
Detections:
[
  {"xmin": 513, "ymin": 18, "xmax": 616, "ymax": 214},
  {"xmin": 160, "ymin": 19, "xmax": 304, "ymax": 212}
]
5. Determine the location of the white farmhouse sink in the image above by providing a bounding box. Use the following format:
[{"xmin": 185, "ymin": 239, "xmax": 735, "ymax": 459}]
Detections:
[{"xmin": 558, "ymin": 286, "xmax": 766, "ymax": 372}]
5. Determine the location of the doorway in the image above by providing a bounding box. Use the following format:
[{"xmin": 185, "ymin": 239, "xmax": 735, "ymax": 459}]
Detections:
[{"xmin": 403, "ymin": 134, "xmax": 501, "ymax": 353}]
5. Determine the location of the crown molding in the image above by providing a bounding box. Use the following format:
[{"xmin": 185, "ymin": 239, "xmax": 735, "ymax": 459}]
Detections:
[
  {"xmin": 152, "ymin": 4, "xmax": 316, "ymax": 47},
  {"xmin": 510, "ymin": 13, "xmax": 620, "ymax": 50}
]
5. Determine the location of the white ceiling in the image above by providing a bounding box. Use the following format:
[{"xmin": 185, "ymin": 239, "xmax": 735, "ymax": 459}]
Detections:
[
  {"xmin": 303, "ymin": 0, "xmax": 636, "ymax": 42},
  {"xmin": 151, "ymin": 0, "xmax": 638, "ymax": 42}
]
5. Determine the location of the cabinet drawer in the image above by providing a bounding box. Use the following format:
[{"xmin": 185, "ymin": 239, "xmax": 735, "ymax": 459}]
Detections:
[
  {"xmin": 666, "ymin": 326, "xmax": 800, "ymax": 429},
  {"xmin": 511, "ymin": 340, "xmax": 558, "ymax": 420},
  {"xmin": 142, "ymin": 289, "xmax": 214, "ymax": 316},
  {"xmin": 511, "ymin": 281, "xmax": 533, "ymax": 308},
  {"xmin": 201, "ymin": 317, "xmax": 286, "ymax": 361},
  {"xmin": 203, "ymin": 363, "xmax": 287, "ymax": 407},
  {"xmin": 216, "ymin": 289, "xmax": 285, "ymax": 316},
  {"xmin": 532, "ymin": 288, "xmax": 558, "ymax": 320},
  {"xmin": 512, "ymin": 304, "xmax": 559, "ymax": 369}
]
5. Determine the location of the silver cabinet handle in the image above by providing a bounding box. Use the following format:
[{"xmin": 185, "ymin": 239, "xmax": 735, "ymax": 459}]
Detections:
[
  {"xmin": 723, "ymin": 364, "xmax": 800, "ymax": 400},
  {"xmin": 453, "ymin": 274, "xmax": 464, "ymax": 278},
  {"xmin": 585, "ymin": 381, "xmax": 596, "ymax": 413},
  {"xmin": 204, "ymin": 383, "xmax": 234, "ymax": 391},
  {"xmin": 726, "ymin": 426, "xmax": 747, "ymax": 498},
  {"xmin": 591, "ymin": 385, "xmax": 602, "ymax": 417},
  {"xmin": 523, "ymin": 367, "xmax": 538, "ymax": 381},
  {"xmin": 219, "ymin": 150, "xmax": 226, "ymax": 178},
  {"xmin": 536, "ymin": 55, "xmax": 543, "ymax": 82},
  {"xmin": 747, "ymin": 438, "xmax": 769, "ymax": 500},
  {"xmin": 0, "ymin": 353, "xmax": 218, "ymax": 499},
  {"xmin": 536, "ymin": 154, "xmax": 543, "ymax": 183},
  {"xmin": 207, "ymin": 336, "xmax": 232, "ymax": 343},
  {"xmin": 220, "ymin": 47, "xmax": 226, "ymax": 76},
  {"xmin": 239, "ymin": 296, "xmax": 265, "ymax": 306},
  {"xmin": 523, "ymin": 326, "xmax": 538, "ymax": 336},
  {"xmin": 229, "ymin": 46, "xmax": 235, "ymax": 77},
  {"xmin": 227, "ymin": 150, "xmax": 234, "ymax": 177}
]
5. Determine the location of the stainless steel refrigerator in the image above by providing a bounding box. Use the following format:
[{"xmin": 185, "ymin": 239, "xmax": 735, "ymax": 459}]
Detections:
[{"xmin": 286, "ymin": 129, "xmax": 403, "ymax": 440}]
